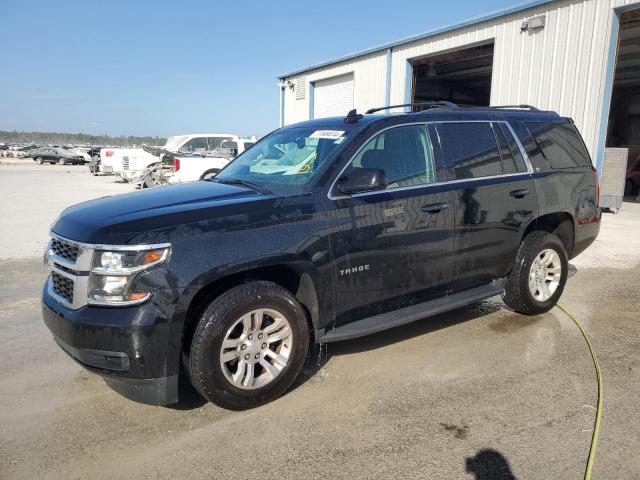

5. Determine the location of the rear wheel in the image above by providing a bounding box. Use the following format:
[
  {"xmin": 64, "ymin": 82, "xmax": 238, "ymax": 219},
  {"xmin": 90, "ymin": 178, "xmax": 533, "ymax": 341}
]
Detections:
[
  {"xmin": 502, "ymin": 231, "xmax": 568, "ymax": 315},
  {"xmin": 200, "ymin": 168, "xmax": 220, "ymax": 180},
  {"xmin": 186, "ymin": 281, "xmax": 309, "ymax": 410}
]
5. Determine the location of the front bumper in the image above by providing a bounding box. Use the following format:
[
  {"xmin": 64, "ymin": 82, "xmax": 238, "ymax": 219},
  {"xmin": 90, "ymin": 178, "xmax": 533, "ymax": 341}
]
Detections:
[
  {"xmin": 120, "ymin": 170, "xmax": 138, "ymax": 181},
  {"xmin": 42, "ymin": 290, "xmax": 181, "ymax": 405}
]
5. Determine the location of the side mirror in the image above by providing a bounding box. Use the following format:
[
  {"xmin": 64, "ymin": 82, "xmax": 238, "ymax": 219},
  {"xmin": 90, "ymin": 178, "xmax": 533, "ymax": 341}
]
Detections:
[{"xmin": 336, "ymin": 168, "xmax": 387, "ymax": 195}]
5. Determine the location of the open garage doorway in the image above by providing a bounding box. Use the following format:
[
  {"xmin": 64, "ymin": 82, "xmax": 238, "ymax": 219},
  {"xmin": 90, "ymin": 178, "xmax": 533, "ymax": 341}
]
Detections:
[
  {"xmin": 411, "ymin": 43, "xmax": 494, "ymax": 109},
  {"xmin": 606, "ymin": 9, "xmax": 640, "ymax": 198}
]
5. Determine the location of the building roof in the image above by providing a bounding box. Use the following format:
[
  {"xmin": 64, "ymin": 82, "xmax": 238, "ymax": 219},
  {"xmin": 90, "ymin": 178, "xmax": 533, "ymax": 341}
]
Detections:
[{"xmin": 279, "ymin": 0, "xmax": 556, "ymax": 79}]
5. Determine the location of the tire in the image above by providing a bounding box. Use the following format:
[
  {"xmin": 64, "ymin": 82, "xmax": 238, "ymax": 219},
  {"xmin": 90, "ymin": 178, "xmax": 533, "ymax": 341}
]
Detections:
[
  {"xmin": 200, "ymin": 168, "xmax": 220, "ymax": 180},
  {"xmin": 502, "ymin": 231, "xmax": 568, "ymax": 315},
  {"xmin": 35, "ymin": 157, "xmax": 43, "ymax": 165},
  {"xmin": 58, "ymin": 158, "xmax": 68, "ymax": 165},
  {"xmin": 141, "ymin": 175, "xmax": 155, "ymax": 189},
  {"xmin": 186, "ymin": 281, "xmax": 310, "ymax": 410}
]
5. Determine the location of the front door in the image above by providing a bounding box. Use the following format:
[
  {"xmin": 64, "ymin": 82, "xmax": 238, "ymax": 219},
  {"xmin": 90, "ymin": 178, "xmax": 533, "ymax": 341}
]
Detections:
[{"xmin": 328, "ymin": 123, "xmax": 455, "ymax": 326}]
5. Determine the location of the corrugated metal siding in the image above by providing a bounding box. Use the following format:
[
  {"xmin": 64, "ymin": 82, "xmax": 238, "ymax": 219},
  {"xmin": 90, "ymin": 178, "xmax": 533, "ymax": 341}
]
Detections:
[
  {"xmin": 313, "ymin": 74, "xmax": 354, "ymax": 118},
  {"xmin": 283, "ymin": 0, "xmax": 640, "ymax": 161},
  {"xmin": 282, "ymin": 51, "xmax": 387, "ymax": 125}
]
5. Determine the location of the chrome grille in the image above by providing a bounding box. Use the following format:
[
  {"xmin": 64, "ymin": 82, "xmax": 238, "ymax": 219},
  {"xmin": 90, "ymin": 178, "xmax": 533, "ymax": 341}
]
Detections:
[
  {"xmin": 51, "ymin": 272, "xmax": 74, "ymax": 303},
  {"xmin": 51, "ymin": 237, "xmax": 81, "ymax": 261}
]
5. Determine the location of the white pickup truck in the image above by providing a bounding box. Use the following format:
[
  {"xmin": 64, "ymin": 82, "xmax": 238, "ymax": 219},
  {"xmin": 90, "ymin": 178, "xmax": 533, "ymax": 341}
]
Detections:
[
  {"xmin": 99, "ymin": 134, "xmax": 237, "ymax": 181},
  {"xmin": 168, "ymin": 138, "xmax": 255, "ymax": 184}
]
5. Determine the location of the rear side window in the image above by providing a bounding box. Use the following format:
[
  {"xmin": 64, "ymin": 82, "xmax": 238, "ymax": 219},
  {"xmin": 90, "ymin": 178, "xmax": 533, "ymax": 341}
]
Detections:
[
  {"xmin": 180, "ymin": 137, "xmax": 208, "ymax": 152},
  {"xmin": 526, "ymin": 122, "xmax": 591, "ymax": 169},
  {"xmin": 496, "ymin": 123, "xmax": 528, "ymax": 173},
  {"xmin": 208, "ymin": 137, "xmax": 232, "ymax": 150},
  {"xmin": 493, "ymin": 124, "xmax": 517, "ymax": 174},
  {"xmin": 436, "ymin": 122, "xmax": 503, "ymax": 179}
]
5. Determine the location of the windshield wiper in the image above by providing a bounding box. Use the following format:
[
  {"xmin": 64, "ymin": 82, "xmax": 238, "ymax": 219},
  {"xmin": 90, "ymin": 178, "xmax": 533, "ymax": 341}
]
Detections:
[{"xmin": 214, "ymin": 178, "xmax": 271, "ymax": 194}]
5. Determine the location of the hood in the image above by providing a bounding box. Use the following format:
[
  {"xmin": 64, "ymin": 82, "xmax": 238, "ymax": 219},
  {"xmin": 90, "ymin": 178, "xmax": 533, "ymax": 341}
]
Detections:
[{"xmin": 52, "ymin": 181, "xmax": 268, "ymax": 244}]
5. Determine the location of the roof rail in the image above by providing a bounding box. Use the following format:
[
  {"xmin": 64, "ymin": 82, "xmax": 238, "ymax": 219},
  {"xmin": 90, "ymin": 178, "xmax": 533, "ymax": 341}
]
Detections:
[
  {"xmin": 365, "ymin": 101, "xmax": 460, "ymax": 114},
  {"xmin": 488, "ymin": 104, "xmax": 540, "ymax": 111}
]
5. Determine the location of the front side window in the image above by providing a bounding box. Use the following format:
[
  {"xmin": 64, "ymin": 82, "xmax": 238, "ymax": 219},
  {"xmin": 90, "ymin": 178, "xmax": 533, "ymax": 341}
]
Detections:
[
  {"xmin": 346, "ymin": 124, "xmax": 436, "ymax": 189},
  {"xmin": 215, "ymin": 127, "xmax": 350, "ymax": 195},
  {"xmin": 437, "ymin": 122, "xmax": 503, "ymax": 179},
  {"xmin": 180, "ymin": 137, "xmax": 208, "ymax": 153}
]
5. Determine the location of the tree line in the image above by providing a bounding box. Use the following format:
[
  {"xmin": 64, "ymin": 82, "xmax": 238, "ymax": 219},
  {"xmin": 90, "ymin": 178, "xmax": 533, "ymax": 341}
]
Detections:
[{"xmin": 0, "ymin": 130, "xmax": 166, "ymax": 147}]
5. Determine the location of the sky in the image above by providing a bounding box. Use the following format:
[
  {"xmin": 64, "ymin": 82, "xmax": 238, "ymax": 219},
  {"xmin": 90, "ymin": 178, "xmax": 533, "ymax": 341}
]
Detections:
[{"xmin": 1, "ymin": 0, "xmax": 524, "ymax": 138}]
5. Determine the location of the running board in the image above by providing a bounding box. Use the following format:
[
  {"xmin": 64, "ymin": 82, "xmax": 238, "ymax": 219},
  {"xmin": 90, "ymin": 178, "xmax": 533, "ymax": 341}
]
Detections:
[{"xmin": 319, "ymin": 279, "xmax": 506, "ymax": 343}]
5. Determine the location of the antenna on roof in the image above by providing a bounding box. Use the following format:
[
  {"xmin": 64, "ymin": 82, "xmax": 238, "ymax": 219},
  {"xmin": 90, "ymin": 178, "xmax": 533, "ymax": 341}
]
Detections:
[{"xmin": 344, "ymin": 109, "xmax": 363, "ymax": 124}]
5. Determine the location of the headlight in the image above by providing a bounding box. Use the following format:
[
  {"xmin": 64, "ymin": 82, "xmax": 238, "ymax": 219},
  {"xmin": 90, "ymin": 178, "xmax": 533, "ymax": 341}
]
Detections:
[{"xmin": 88, "ymin": 246, "xmax": 170, "ymax": 305}]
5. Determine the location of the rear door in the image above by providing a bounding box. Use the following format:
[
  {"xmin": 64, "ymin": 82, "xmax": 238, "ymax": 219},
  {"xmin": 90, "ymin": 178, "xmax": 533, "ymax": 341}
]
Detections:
[
  {"xmin": 328, "ymin": 123, "xmax": 455, "ymax": 325},
  {"xmin": 434, "ymin": 121, "xmax": 537, "ymax": 291}
]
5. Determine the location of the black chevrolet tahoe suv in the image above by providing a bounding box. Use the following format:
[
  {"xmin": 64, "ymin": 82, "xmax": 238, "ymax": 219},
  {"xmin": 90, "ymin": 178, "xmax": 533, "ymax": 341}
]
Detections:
[{"xmin": 42, "ymin": 102, "xmax": 601, "ymax": 409}]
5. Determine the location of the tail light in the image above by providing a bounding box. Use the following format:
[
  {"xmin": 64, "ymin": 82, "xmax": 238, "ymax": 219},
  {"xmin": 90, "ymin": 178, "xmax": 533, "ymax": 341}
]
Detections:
[
  {"xmin": 592, "ymin": 164, "xmax": 600, "ymax": 207},
  {"xmin": 105, "ymin": 150, "xmax": 114, "ymax": 157},
  {"xmin": 174, "ymin": 158, "xmax": 180, "ymax": 172}
]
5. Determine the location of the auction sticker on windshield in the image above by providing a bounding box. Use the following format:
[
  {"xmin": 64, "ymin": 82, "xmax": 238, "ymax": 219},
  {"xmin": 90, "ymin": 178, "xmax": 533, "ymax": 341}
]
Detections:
[{"xmin": 309, "ymin": 130, "xmax": 345, "ymax": 139}]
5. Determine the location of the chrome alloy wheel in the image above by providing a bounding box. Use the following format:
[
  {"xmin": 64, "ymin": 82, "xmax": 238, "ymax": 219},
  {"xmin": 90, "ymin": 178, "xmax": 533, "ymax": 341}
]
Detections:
[
  {"xmin": 219, "ymin": 308, "xmax": 293, "ymax": 390},
  {"xmin": 528, "ymin": 248, "xmax": 562, "ymax": 302}
]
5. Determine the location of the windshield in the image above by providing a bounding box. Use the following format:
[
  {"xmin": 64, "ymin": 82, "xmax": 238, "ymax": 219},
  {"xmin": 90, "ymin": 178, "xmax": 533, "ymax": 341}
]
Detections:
[{"xmin": 214, "ymin": 127, "xmax": 349, "ymax": 195}]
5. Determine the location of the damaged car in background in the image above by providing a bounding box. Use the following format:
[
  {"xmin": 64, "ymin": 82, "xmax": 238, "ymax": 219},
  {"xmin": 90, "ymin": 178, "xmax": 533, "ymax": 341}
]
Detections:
[
  {"xmin": 98, "ymin": 134, "xmax": 243, "ymax": 183},
  {"xmin": 134, "ymin": 138, "xmax": 256, "ymax": 188}
]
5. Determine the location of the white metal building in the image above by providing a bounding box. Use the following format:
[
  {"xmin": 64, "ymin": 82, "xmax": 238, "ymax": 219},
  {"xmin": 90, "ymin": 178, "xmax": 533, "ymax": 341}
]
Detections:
[{"xmin": 278, "ymin": 0, "xmax": 640, "ymax": 174}]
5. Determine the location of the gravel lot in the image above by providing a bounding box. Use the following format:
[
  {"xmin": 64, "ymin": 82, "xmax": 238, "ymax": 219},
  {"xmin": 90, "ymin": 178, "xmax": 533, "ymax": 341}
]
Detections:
[{"xmin": 1, "ymin": 161, "xmax": 639, "ymax": 479}]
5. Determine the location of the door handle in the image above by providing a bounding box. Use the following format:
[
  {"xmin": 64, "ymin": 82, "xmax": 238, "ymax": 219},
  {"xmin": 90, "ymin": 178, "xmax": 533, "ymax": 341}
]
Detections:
[
  {"xmin": 510, "ymin": 189, "xmax": 529, "ymax": 199},
  {"xmin": 421, "ymin": 202, "xmax": 449, "ymax": 214}
]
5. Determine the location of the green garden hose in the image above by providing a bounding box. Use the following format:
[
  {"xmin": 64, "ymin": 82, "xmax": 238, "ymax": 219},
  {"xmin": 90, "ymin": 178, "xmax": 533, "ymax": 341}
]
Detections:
[{"xmin": 556, "ymin": 303, "xmax": 603, "ymax": 480}]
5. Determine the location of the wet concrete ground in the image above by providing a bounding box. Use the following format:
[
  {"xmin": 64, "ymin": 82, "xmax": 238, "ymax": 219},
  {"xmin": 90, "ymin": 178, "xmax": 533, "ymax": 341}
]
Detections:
[{"xmin": 1, "ymin": 164, "xmax": 639, "ymax": 479}]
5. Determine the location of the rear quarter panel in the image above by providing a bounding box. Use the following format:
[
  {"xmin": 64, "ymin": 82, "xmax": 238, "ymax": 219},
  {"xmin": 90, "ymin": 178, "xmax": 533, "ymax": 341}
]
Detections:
[{"xmin": 511, "ymin": 121, "xmax": 600, "ymax": 258}]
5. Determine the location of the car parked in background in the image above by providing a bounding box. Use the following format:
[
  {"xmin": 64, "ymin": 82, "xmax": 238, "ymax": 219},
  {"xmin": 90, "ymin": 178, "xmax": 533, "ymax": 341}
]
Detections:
[
  {"xmin": 169, "ymin": 138, "xmax": 256, "ymax": 184},
  {"xmin": 5, "ymin": 144, "xmax": 34, "ymax": 158},
  {"xmin": 30, "ymin": 146, "xmax": 86, "ymax": 165},
  {"xmin": 99, "ymin": 147, "xmax": 156, "ymax": 178},
  {"xmin": 100, "ymin": 134, "xmax": 238, "ymax": 182}
]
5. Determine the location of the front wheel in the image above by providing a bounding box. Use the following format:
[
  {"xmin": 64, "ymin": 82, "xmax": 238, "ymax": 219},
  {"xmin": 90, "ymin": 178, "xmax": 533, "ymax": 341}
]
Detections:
[
  {"xmin": 35, "ymin": 157, "xmax": 43, "ymax": 165},
  {"xmin": 502, "ymin": 231, "xmax": 568, "ymax": 315},
  {"xmin": 186, "ymin": 281, "xmax": 310, "ymax": 410}
]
